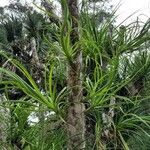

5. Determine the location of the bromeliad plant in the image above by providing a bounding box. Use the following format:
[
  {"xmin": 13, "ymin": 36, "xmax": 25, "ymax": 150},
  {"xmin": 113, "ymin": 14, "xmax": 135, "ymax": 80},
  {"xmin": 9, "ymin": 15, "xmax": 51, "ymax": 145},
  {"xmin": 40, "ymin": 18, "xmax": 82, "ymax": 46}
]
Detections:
[
  {"xmin": 81, "ymin": 13, "xmax": 150, "ymax": 149},
  {"xmin": 0, "ymin": 51, "xmax": 67, "ymax": 149},
  {"xmin": 0, "ymin": 52, "xmax": 66, "ymax": 114}
]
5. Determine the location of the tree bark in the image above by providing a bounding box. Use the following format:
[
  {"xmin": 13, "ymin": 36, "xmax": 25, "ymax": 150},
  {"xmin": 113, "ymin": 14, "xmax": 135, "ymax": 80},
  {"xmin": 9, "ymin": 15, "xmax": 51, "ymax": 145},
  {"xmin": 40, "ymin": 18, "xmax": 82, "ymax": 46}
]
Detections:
[
  {"xmin": 30, "ymin": 37, "xmax": 44, "ymax": 84},
  {"xmin": 0, "ymin": 94, "xmax": 10, "ymax": 150},
  {"xmin": 66, "ymin": 0, "xmax": 85, "ymax": 149},
  {"xmin": 41, "ymin": 0, "xmax": 60, "ymax": 26},
  {"xmin": 30, "ymin": 37, "xmax": 45, "ymax": 148}
]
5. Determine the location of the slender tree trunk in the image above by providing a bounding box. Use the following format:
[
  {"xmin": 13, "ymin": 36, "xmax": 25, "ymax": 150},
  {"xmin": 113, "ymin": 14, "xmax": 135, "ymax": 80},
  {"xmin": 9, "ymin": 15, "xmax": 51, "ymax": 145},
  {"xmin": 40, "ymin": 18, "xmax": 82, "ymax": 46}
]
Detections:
[
  {"xmin": 30, "ymin": 37, "xmax": 45, "ymax": 82},
  {"xmin": 30, "ymin": 37, "xmax": 40, "ymax": 70},
  {"xmin": 0, "ymin": 95, "xmax": 7, "ymax": 145},
  {"xmin": 41, "ymin": 0, "xmax": 60, "ymax": 26},
  {"xmin": 0, "ymin": 94, "xmax": 10, "ymax": 150},
  {"xmin": 66, "ymin": 0, "xmax": 85, "ymax": 149},
  {"xmin": 30, "ymin": 37, "xmax": 45, "ymax": 148}
]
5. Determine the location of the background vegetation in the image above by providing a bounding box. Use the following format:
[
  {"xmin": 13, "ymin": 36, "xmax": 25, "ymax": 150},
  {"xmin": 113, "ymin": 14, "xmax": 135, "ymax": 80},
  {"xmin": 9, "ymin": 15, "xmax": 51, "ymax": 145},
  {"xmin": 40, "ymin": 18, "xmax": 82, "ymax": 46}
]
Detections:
[{"xmin": 0, "ymin": 0, "xmax": 150, "ymax": 149}]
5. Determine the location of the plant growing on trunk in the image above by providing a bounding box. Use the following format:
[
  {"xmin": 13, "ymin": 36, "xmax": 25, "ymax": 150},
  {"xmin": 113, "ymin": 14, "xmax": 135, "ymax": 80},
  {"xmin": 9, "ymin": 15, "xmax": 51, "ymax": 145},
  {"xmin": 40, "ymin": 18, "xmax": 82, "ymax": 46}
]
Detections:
[{"xmin": 60, "ymin": 0, "xmax": 86, "ymax": 149}]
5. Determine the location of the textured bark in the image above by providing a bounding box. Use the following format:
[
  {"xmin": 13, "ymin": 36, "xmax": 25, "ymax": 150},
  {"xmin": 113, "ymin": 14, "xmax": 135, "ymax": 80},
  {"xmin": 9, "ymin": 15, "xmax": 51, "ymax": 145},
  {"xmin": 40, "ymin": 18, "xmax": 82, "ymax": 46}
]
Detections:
[
  {"xmin": 0, "ymin": 94, "xmax": 10, "ymax": 149},
  {"xmin": 30, "ymin": 37, "xmax": 39, "ymax": 63},
  {"xmin": 30, "ymin": 37, "xmax": 45, "ymax": 147},
  {"xmin": 101, "ymin": 96, "xmax": 115, "ymax": 148},
  {"xmin": 66, "ymin": 0, "xmax": 85, "ymax": 149},
  {"xmin": 41, "ymin": 0, "xmax": 60, "ymax": 26},
  {"xmin": 30, "ymin": 37, "xmax": 43, "ymax": 84},
  {"xmin": 67, "ymin": 54, "xmax": 85, "ymax": 149}
]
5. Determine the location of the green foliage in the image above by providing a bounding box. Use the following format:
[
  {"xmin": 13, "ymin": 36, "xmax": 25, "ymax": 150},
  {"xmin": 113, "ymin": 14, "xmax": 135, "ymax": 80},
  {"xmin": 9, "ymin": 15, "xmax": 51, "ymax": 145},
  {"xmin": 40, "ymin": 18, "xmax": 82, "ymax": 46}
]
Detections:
[
  {"xmin": 0, "ymin": 1, "xmax": 150, "ymax": 149},
  {"xmin": 2, "ymin": 15, "xmax": 23, "ymax": 42},
  {"xmin": 24, "ymin": 11, "xmax": 47, "ymax": 38}
]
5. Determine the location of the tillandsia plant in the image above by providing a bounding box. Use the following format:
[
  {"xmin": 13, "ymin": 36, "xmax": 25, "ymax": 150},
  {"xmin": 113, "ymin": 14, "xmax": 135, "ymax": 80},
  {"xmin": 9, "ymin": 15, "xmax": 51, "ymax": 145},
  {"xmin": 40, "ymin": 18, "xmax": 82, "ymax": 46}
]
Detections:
[
  {"xmin": 81, "ymin": 11, "xmax": 150, "ymax": 149},
  {"xmin": 0, "ymin": 51, "xmax": 67, "ymax": 149}
]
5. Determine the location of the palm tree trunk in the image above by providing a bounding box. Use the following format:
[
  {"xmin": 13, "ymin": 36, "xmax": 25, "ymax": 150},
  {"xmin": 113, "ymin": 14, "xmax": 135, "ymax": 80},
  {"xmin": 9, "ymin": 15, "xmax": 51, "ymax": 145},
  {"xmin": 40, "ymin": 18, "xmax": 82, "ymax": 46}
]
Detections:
[{"xmin": 66, "ymin": 0, "xmax": 85, "ymax": 149}]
